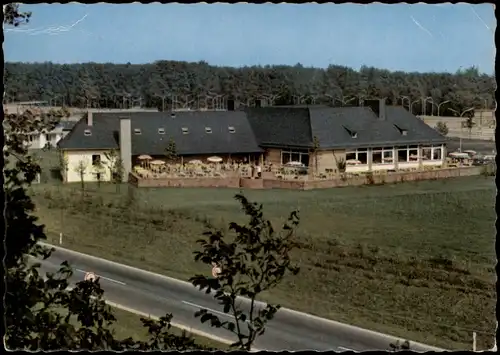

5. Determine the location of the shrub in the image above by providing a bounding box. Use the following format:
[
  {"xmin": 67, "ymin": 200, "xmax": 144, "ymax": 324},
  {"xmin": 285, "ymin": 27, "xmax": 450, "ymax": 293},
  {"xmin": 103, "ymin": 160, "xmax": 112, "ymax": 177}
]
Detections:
[{"xmin": 435, "ymin": 121, "xmax": 449, "ymax": 136}]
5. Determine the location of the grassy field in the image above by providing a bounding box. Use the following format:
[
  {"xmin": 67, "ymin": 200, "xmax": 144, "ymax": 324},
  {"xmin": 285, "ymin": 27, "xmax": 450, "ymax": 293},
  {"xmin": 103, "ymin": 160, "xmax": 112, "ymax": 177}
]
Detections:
[
  {"xmin": 52, "ymin": 304, "xmax": 228, "ymax": 349},
  {"xmin": 25, "ymin": 150, "xmax": 497, "ymax": 350}
]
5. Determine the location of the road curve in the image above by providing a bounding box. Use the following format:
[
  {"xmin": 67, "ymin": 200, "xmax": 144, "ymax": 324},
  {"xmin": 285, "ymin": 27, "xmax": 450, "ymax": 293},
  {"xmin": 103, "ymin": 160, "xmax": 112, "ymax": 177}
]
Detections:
[{"xmin": 33, "ymin": 242, "xmax": 446, "ymax": 352}]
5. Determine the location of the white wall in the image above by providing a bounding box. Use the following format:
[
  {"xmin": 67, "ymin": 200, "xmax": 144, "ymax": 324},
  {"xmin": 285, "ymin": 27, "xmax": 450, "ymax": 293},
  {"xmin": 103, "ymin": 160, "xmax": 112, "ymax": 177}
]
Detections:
[
  {"xmin": 25, "ymin": 132, "xmax": 64, "ymax": 149},
  {"xmin": 66, "ymin": 150, "xmax": 113, "ymax": 183}
]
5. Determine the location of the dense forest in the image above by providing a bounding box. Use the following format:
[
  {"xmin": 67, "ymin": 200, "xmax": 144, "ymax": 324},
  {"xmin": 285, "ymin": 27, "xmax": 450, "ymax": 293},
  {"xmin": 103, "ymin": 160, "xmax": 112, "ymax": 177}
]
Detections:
[{"xmin": 4, "ymin": 61, "xmax": 496, "ymax": 117}]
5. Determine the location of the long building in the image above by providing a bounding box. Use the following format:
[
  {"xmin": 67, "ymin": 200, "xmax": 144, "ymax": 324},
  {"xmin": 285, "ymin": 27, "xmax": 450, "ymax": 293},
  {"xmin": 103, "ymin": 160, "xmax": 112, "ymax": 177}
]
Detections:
[{"xmin": 57, "ymin": 99, "xmax": 447, "ymax": 183}]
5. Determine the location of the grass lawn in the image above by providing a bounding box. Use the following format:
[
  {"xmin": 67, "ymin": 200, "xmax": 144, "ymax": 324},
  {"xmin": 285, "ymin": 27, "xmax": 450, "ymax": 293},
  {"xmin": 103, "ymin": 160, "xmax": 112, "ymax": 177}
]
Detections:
[
  {"xmin": 27, "ymin": 150, "xmax": 496, "ymax": 351},
  {"xmin": 52, "ymin": 303, "xmax": 228, "ymax": 349}
]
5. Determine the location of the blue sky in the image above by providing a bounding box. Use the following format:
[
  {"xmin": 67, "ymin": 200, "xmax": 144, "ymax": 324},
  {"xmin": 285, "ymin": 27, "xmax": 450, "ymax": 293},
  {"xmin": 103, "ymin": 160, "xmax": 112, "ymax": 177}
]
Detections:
[{"xmin": 4, "ymin": 3, "xmax": 495, "ymax": 74}]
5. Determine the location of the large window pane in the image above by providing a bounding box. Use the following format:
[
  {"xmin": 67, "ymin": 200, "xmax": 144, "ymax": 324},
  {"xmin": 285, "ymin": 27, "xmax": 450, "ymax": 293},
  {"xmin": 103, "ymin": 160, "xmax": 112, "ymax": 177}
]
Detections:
[
  {"xmin": 409, "ymin": 149, "xmax": 418, "ymax": 161},
  {"xmin": 372, "ymin": 151, "xmax": 382, "ymax": 164},
  {"xmin": 301, "ymin": 154, "xmax": 310, "ymax": 166},
  {"xmin": 433, "ymin": 147, "xmax": 442, "ymax": 160},
  {"xmin": 398, "ymin": 149, "xmax": 408, "ymax": 162},
  {"xmin": 282, "ymin": 151, "xmax": 291, "ymax": 164},
  {"xmin": 422, "ymin": 148, "xmax": 432, "ymax": 160},
  {"xmin": 383, "ymin": 150, "xmax": 393, "ymax": 163},
  {"xmin": 291, "ymin": 153, "xmax": 300, "ymax": 162},
  {"xmin": 346, "ymin": 152, "xmax": 356, "ymax": 161},
  {"xmin": 358, "ymin": 152, "xmax": 368, "ymax": 164}
]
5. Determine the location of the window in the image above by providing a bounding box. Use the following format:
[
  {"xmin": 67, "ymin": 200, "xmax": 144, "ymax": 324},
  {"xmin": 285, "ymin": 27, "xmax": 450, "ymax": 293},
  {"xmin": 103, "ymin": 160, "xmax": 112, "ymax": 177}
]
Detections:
[
  {"xmin": 343, "ymin": 126, "xmax": 357, "ymax": 138},
  {"xmin": 45, "ymin": 134, "xmax": 50, "ymax": 141},
  {"xmin": 84, "ymin": 129, "xmax": 92, "ymax": 136},
  {"xmin": 383, "ymin": 150, "xmax": 394, "ymax": 163},
  {"xmin": 432, "ymin": 146, "xmax": 442, "ymax": 160},
  {"xmin": 346, "ymin": 148, "xmax": 368, "ymax": 165},
  {"xmin": 422, "ymin": 147, "xmax": 432, "ymax": 160},
  {"xmin": 372, "ymin": 151, "xmax": 382, "ymax": 164},
  {"xmin": 397, "ymin": 146, "xmax": 409, "ymax": 162},
  {"xmin": 205, "ymin": 127, "xmax": 212, "ymax": 134},
  {"xmin": 182, "ymin": 127, "xmax": 189, "ymax": 134},
  {"xmin": 346, "ymin": 152, "xmax": 356, "ymax": 161},
  {"xmin": 409, "ymin": 146, "xmax": 418, "ymax": 161},
  {"xmin": 228, "ymin": 126, "xmax": 235, "ymax": 133},
  {"xmin": 92, "ymin": 154, "xmax": 101, "ymax": 166},
  {"xmin": 134, "ymin": 128, "xmax": 142, "ymax": 135},
  {"xmin": 357, "ymin": 151, "xmax": 367, "ymax": 164},
  {"xmin": 158, "ymin": 128, "xmax": 165, "ymax": 134},
  {"xmin": 394, "ymin": 124, "xmax": 408, "ymax": 136},
  {"xmin": 280, "ymin": 150, "xmax": 309, "ymax": 165}
]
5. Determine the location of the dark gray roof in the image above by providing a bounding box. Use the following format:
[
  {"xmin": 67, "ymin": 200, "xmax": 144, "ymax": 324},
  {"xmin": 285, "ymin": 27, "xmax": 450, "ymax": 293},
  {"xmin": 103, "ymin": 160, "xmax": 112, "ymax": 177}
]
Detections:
[
  {"xmin": 309, "ymin": 106, "xmax": 446, "ymax": 149},
  {"xmin": 245, "ymin": 107, "xmax": 313, "ymax": 149},
  {"xmin": 58, "ymin": 111, "xmax": 263, "ymax": 155},
  {"xmin": 58, "ymin": 105, "xmax": 446, "ymax": 154}
]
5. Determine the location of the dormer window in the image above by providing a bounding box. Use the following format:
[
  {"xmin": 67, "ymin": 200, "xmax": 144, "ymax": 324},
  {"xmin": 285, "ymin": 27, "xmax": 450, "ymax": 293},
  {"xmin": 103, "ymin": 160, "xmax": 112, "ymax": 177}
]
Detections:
[
  {"xmin": 84, "ymin": 129, "xmax": 92, "ymax": 136},
  {"xmin": 205, "ymin": 127, "xmax": 212, "ymax": 134},
  {"xmin": 181, "ymin": 127, "xmax": 189, "ymax": 134},
  {"xmin": 158, "ymin": 128, "xmax": 165, "ymax": 134},
  {"xmin": 394, "ymin": 124, "xmax": 408, "ymax": 136},
  {"xmin": 343, "ymin": 125, "xmax": 357, "ymax": 138},
  {"xmin": 134, "ymin": 128, "xmax": 142, "ymax": 135},
  {"xmin": 228, "ymin": 126, "xmax": 235, "ymax": 133}
]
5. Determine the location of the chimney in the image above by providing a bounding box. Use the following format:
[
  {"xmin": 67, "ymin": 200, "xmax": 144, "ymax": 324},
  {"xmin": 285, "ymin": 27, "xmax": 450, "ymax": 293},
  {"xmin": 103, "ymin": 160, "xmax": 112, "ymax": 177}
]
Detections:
[
  {"xmin": 87, "ymin": 110, "xmax": 93, "ymax": 126},
  {"xmin": 119, "ymin": 116, "xmax": 132, "ymax": 183},
  {"xmin": 379, "ymin": 98, "xmax": 386, "ymax": 121}
]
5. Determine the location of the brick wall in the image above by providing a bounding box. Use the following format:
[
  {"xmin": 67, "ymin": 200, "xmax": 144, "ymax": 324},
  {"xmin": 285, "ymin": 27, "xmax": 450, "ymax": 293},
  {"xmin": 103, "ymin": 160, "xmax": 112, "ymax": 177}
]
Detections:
[
  {"xmin": 240, "ymin": 178, "xmax": 264, "ymax": 189},
  {"xmin": 304, "ymin": 166, "xmax": 483, "ymax": 189},
  {"xmin": 131, "ymin": 173, "xmax": 240, "ymax": 188},
  {"xmin": 263, "ymin": 179, "xmax": 306, "ymax": 190},
  {"xmin": 129, "ymin": 166, "xmax": 483, "ymax": 190}
]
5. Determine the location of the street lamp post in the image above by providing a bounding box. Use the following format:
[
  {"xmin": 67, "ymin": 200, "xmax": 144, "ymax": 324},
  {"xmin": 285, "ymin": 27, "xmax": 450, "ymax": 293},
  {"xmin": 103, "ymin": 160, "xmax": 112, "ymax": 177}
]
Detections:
[
  {"xmin": 400, "ymin": 96, "xmax": 411, "ymax": 111},
  {"xmin": 336, "ymin": 96, "xmax": 355, "ymax": 107},
  {"xmin": 423, "ymin": 96, "xmax": 433, "ymax": 116},
  {"xmin": 448, "ymin": 107, "xmax": 475, "ymax": 151},
  {"xmin": 433, "ymin": 100, "xmax": 450, "ymax": 117},
  {"xmin": 154, "ymin": 93, "xmax": 168, "ymax": 112}
]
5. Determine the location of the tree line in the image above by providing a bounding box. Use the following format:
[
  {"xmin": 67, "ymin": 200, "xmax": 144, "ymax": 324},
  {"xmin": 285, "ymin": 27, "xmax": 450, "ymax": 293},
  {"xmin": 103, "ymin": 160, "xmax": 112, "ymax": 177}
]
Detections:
[{"xmin": 4, "ymin": 60, "xmax": 495, "ymax": 117}]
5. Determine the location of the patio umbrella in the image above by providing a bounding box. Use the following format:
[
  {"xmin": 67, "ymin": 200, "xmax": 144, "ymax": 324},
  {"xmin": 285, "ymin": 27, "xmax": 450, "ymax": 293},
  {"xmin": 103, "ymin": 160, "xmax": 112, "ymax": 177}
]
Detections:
[
  {"xmin": 187, "ymin": 160, "xmax": 203, "ymax": 165},
  {"xmin": 137, "ymin": 155, "xmax": 153, "ymax": 169},
  {"xmin": 207, "ymin": 156, "xmax": 223, "ymax": 163}
]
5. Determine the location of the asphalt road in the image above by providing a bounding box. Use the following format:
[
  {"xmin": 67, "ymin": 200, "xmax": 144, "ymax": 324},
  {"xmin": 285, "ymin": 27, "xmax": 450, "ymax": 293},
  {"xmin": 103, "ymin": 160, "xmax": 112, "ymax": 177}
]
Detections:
[{"xmin": 32, "ymin": 244, "xmax": 445, "ymax": 352}]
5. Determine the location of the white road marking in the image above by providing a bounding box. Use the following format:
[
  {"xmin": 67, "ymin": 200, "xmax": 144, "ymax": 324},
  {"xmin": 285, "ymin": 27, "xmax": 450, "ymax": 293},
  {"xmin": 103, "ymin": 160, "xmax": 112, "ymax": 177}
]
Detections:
[
  {"xmin": 104, "ymin": 300, "xmax": 257, "ymax": 350},
  {"xmin": 182, "ymin": 300, "xmax": 250, "ymax": 324},
  {"xmin": 75, "ymin": 268, "xmax": 126, "ymax": 285},
  {"xmin": 37, "ymin": 243, "xmax": 447, "ymax": 352},
  {"xmin": 338, "ymin": 346, "xmax": 355, "ymax": 352}
]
